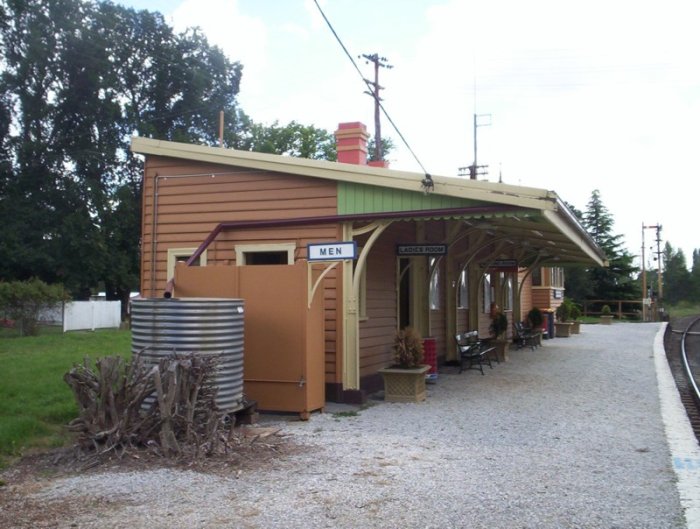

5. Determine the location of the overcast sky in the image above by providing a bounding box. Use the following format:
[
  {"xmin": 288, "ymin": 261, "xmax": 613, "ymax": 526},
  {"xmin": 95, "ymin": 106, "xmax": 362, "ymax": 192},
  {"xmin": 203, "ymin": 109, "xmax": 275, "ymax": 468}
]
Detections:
[{"xmin": 119, "ymin": 0, "xmax": 699, "ymax": 271}]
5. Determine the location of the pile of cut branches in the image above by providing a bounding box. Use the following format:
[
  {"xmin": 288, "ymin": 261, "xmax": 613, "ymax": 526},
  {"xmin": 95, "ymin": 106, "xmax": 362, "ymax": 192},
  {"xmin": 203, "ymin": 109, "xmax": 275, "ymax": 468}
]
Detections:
[{"xmin": 64, "ymin": 353, "xmax": 236, "ymax": 461}]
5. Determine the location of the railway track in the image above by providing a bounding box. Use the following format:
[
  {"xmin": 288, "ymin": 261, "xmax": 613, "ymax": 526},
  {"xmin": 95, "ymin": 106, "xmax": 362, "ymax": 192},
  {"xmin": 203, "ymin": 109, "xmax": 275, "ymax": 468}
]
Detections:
[{"xmin": 664, "ymin": 315, "xmax": 700, "ymax": 440}]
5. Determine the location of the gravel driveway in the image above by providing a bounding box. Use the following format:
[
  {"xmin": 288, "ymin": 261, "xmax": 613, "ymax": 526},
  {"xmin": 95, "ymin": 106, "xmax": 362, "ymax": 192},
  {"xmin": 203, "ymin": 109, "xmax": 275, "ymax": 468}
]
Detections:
[{"xmin": 0, "ymin": 323, "xmax": 687, "ymax": 528}]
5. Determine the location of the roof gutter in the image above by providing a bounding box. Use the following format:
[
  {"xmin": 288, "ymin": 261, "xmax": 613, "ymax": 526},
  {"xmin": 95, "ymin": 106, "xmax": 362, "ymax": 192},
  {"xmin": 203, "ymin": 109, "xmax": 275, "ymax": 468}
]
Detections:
[{"xmin": 551, "ymin": 197, "xmax": 608, "ymax": 266}]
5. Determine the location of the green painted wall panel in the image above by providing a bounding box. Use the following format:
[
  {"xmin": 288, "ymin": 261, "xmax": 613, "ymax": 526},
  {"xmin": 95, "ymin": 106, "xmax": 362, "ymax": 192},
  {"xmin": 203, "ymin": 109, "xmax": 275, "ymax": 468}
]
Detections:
[{"xmin": 338, "ymin": 181, "xmax": 480, "ymax": 214}]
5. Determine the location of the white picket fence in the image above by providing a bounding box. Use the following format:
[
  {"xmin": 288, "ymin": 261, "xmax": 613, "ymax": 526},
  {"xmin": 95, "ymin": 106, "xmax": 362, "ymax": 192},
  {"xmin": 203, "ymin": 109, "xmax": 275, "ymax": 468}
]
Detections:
[{"xmin": 61, "ymin": 301, "xmax": 122, "ymax": 332}]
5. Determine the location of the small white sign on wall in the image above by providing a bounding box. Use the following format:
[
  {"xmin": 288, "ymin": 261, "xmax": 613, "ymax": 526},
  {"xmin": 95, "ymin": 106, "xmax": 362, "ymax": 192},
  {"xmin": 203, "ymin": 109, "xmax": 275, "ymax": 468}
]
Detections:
[{"xmin": 307, "ymin": 242, "xmax": 357, "ymax": 261}]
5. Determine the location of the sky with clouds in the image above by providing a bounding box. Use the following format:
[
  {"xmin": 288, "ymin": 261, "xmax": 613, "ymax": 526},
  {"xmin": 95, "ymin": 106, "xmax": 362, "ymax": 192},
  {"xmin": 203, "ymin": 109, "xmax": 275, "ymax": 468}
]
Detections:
[{"xmin": 119, "ymin": 0, "xmax": 700, "ymax": 271}]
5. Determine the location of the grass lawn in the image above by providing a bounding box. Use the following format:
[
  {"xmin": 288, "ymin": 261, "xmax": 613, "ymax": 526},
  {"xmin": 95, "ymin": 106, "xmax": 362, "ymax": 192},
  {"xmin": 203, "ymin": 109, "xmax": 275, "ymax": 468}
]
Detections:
[
  {"xmin": 0, "ymin": 328, "xmax": 131, "ymax": 467},
  {"xmin": 666, "ymin": 301, "xmax": 700, "ymax": 319}
]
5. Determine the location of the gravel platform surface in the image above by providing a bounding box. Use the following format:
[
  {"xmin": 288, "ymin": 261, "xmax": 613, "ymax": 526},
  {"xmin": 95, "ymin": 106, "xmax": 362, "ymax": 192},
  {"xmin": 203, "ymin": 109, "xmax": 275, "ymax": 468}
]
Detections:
[{"xmin": 1, "ymin": 323, "xmax": 686, "ymax": 528}]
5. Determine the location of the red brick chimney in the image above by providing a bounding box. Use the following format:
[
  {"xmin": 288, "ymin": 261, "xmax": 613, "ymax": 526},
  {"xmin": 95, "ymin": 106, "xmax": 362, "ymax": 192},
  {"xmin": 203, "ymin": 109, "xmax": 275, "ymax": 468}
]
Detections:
[
  {"xmin": 334, "ymin": 122, "xmax": 369, "ymax": 165},
  {"xmin": 334, "ymin": 122, "xmax": 390, "ymax": 167}
]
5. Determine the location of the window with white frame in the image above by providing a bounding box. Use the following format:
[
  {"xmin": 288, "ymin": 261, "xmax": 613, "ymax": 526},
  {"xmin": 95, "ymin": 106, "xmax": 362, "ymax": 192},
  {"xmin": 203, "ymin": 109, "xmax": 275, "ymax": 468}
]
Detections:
[
  {"xmin": 551, "ymin": 267, "xmax": 564, "ymax": 288},
  {"xmin": 429, "ymin": 258, "xmax": 440, "ymax": 310},
  {"xmin": 504, "ymin": 274, "xmax": 514, "ymax": 310},
  {"xmin": 531, "ymin": 267, "xmax": 542, "ymax": 286},
  {"xmin": 235, "ymin": 243, "xmax": 296, "ymax": 265},
  {"xmin": 482, "ymin": 273, "xmax": 492, "ymax": 313},
  {"xmin": 167, "ymin": 248, "xmax": 207, "ymax": 280},
  {"xmin": 457, "ymin": 268, "xmax": 469, "ymax": 309}
]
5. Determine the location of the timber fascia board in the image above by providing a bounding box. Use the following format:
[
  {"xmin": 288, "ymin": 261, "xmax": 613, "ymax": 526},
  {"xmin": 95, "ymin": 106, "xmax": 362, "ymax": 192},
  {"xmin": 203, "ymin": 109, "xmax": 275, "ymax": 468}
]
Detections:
[
  {"xmin": 542, "ymin": 208, "xmax": 608, "ymax": 267},
  {"xmin": 131, "ymin": 137, "xmax": 557, "ymax": 211}
]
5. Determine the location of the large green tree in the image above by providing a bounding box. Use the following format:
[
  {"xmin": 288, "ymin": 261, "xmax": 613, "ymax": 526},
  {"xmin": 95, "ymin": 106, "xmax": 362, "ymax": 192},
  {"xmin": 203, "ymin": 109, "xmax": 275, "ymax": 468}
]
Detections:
[
  {"xmin": 663, "ymin": 243, "xmax": 691, "ymax": 305},
  {"xmin": 691, "ymin": 250, "xmax": 700, "ymax": 302},
  {"xmin": 235, "ymin": 120, "xmax": 337, "ymax": 160},
  {"xmin": 0, "ymin": 0, "xmax": 350, "ymax": 317},
  {"xmin": 563, "ymin": 190, "xmax": 639, "ymax": 303},
  {"xmin": 0, "ymin": 0, "xmax": 243, "ymax": 313},
  {"xmin": 561, "ymin": 202, "xmax": 593, "ymax": 302},
  {"xmin": 582, "ymin": 190, "xmax": 639, "ymax": 301}
]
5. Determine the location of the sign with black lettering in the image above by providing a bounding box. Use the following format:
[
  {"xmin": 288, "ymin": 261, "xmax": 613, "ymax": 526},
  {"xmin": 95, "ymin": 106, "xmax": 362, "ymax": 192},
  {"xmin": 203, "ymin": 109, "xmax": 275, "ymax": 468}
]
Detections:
[
  {"xmin": 396, "ymin": 244, "xmax": 447, "ymax": 256},
  {"xmin": 482, "ymin": 259, "xmax": 519, "ymax": 270},
  {"xmin": 308, "ymin": 242, "xmax": 357, "ymax": 261},
  {"xmin": 492, "ymin": 259, "xmax": 518, "ymax": 268}
]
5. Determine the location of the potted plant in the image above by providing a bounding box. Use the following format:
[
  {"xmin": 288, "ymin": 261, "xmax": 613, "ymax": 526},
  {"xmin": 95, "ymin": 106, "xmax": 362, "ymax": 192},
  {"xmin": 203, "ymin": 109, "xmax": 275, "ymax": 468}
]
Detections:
[
  {"xmin": 527, "ymin": 307, "xmax": 544, "ymax": 329},
  {"xmin": 378, "ymin": 327, "xmax": 430, "ymax": 402},
  {"xmin": 600, "ymin": 304, "xmax": 614, "ymax": 325},
  {"xmin": 554, "ymin": 299, "xmax": 574, "ymax": 337},
  {"xmin": 489, "ymin": 311, "xmax": 510, "ymax": 362},
  {"xmin": 527, "ymin": 307, "xmax": 545, "ymax": 344}
]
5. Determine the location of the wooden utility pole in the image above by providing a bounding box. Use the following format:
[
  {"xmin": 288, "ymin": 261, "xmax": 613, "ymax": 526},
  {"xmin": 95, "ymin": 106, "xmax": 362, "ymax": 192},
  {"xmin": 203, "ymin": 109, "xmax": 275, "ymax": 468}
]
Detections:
[
  {"xmin": 360, "ymin": 53, "xmax": 392, "ymax": 161},
  {"xmin": 641, "ymin": 223, "xmax": 647, "ymax": 320},
  {"xmin": 655, "ymin": 224, "xmax": 664, "ymax": 302},
  {"xmin": 642, "ymin": 223, "xmax": 663, "ymax": 319}
]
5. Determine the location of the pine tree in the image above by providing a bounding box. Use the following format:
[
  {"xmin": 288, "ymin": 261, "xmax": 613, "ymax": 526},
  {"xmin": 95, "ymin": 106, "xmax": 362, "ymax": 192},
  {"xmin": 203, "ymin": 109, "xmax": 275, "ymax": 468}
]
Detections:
[
  {"xmin": 662, "ymin": 242, "xmax": 690, "ymax": 305},
  {"xmin": 688, "ymin": 250, "xmax": 700, "ymax": 302},
  {"xmin": 579, "ymin": 190, "xmax": 640, "ymax": 301}
]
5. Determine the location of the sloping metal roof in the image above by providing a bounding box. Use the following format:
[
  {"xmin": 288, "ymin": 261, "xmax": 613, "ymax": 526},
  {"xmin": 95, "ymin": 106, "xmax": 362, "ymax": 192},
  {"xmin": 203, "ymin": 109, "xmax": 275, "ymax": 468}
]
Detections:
[{"xmin": 131, "ymin": 137, "xmax": 606, "ymax": 267}]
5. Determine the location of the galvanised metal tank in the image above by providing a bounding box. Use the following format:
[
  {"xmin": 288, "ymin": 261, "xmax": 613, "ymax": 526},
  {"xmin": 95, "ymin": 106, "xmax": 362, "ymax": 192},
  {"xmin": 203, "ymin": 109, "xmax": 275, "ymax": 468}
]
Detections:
[{"xmin": 131, "ymin": 298, "xmax": 245, "ymax": 413}]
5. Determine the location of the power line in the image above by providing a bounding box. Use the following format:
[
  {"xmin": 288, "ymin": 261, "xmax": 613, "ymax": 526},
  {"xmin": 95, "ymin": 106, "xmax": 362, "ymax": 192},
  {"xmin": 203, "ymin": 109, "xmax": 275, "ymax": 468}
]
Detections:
[{"xmin": 312, "ymin": 0, "xmax": 432, "ymax": 187}]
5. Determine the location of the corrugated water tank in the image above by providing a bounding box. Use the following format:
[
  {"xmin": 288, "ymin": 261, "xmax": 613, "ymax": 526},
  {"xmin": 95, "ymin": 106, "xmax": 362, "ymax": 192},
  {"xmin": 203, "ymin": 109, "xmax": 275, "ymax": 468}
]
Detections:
[{"xmin": 131, "ymin": 298, "xmax": 245, "ymax": 413}]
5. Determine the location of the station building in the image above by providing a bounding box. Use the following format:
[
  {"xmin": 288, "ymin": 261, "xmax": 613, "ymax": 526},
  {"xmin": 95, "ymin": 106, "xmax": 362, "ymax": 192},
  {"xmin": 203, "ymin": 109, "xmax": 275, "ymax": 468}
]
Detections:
[{"xmin": 131, "ymin": 122, "xmax": 606, "ymax": 414}]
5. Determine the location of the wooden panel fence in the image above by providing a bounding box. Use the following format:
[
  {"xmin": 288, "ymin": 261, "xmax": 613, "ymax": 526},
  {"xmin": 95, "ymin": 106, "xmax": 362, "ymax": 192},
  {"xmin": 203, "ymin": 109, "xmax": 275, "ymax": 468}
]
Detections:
[{"xmin": 582, "ymin": 299, "xmax": 646, "ymax": 320}]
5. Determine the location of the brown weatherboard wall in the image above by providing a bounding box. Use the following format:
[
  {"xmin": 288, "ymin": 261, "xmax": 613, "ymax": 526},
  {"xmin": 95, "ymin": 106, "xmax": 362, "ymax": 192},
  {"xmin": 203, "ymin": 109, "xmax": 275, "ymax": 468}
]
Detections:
[
  {"xmin": 357, "ymin": 223, "xmax": 402, "ymax": 378},
  {"xmin": 456, "ymin": 308, "xmax": 470, "ymax": 334},
  {"xmin": 529, "ymin": 268, "xmax": 565, "ymax": 312},
  {"xmin": 141, "ymin": 156, "xmax": 339, "ymax": 293},
  {"xmin": 140, "ymin": 154, "xmax": 342, "ymax": 388},
  {"xmin": 532, "ymin": 287, "xmax": 553, "ymax": 310}
]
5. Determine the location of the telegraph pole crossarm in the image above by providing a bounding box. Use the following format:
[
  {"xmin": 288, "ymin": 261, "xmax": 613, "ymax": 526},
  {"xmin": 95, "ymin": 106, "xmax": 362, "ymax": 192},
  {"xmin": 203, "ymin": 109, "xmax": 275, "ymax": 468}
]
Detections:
[
  {"xmin": 642, "ymin": 223, "xmax": 663, "ymax": 320},
  {"xmin": 360, "ymin": 53, "xmax": 393, "ymax": 161},
  {"xmin": 459, "ymin": 113, "xmax": 491, "ymax": 180}
]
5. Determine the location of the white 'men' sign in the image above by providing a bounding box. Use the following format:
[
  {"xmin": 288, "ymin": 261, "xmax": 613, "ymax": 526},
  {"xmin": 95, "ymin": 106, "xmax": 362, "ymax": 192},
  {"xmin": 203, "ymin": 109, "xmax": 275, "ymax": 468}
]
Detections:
[{"xmin": 307, "ymin": 242, "xmax": 357, "ymax": 261}]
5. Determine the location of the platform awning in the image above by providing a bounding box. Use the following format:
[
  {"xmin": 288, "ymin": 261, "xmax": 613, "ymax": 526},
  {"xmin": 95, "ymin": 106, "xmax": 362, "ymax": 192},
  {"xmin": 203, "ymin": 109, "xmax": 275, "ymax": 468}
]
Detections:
[{"xmin": 131, "ymin": 136, "xmax": 607, "ymax": 268}]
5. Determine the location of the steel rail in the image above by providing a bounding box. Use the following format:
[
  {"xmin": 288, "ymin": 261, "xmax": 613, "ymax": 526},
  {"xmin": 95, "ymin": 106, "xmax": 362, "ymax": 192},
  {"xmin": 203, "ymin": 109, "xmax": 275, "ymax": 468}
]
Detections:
[{"xmin": 680, "ymin": 316, "xmax": 700, "ymax": 406}]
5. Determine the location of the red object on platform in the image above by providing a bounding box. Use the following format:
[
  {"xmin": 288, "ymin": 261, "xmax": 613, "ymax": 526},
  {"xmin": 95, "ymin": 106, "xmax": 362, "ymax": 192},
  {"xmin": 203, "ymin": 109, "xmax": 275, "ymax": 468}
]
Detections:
[{"xmin": 423, "ymin": 337, "xmax": 437, "ymax": 375}]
